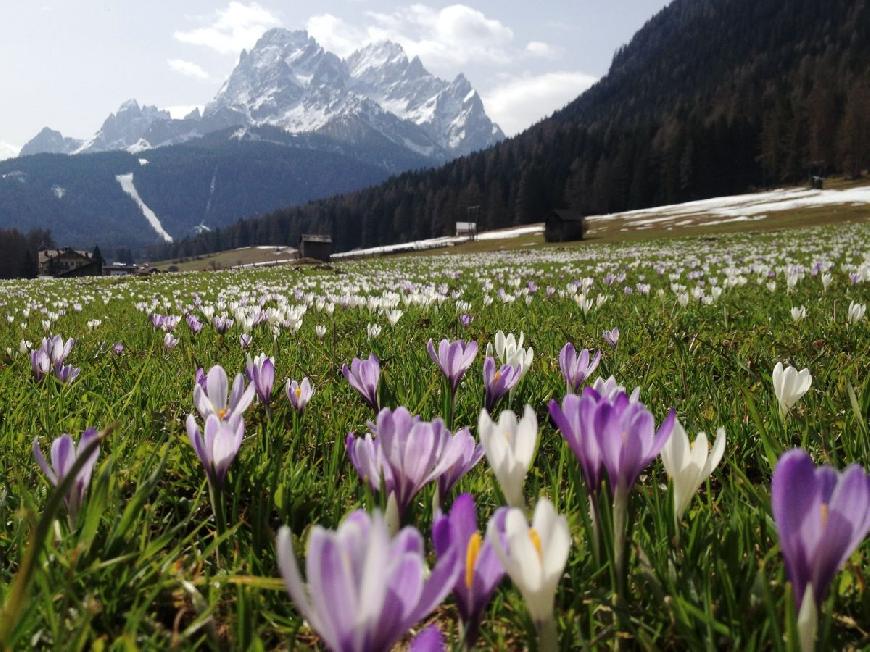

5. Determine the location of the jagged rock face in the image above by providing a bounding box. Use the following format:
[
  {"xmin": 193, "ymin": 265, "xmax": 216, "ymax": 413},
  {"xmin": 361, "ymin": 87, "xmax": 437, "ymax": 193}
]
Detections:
[
  {"xmin": 20, "ymin": 128, "xmax": 83, "ymax": 156},
  {"xmin": 206, "ymin": 29, "xmax": 503, "ymax": 158},
  {"xmin": 18, "ymin": 28, "xmax": 504, "ymax": 161},
  {"xmin": 78, "ymin": 100, "xmax": 171, "ymax": 153},
  {"xmin": 346, "ymin": 42, "xmax": 505, "ymax": 155}
]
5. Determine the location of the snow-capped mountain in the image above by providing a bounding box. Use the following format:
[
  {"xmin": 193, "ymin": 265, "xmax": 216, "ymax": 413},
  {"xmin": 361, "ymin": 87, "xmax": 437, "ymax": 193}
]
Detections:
[
  {"xmin": 346, "ymin": 41, "xmax": 504, "ymax": 155},
  {"xmin": 19, "ymin": 28, "xmax": 503, "ymax": 162},
  {"xmin": 76, "ymin": 100, "xmax": 171, "ymax": 153}
]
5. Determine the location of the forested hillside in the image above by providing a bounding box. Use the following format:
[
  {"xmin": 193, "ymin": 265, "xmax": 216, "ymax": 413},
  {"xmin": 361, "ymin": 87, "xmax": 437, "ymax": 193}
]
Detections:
[{"xmin": 155, "ymin": 0, "xmax": 869, "ymax": 259}]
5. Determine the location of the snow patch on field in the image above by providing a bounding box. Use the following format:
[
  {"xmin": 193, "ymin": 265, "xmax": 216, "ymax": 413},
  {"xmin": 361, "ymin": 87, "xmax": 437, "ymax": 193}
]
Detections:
[
  {"xmin": 115, "ymin": 173, "xmax": 174, "ymax": 243},
  {"xmin": 588, "ymin": 186, "xmax": 870, "ymax": 227},
  {"xmin": 333, "ymin": 224, "xmax": 545, "ymax": 260}
]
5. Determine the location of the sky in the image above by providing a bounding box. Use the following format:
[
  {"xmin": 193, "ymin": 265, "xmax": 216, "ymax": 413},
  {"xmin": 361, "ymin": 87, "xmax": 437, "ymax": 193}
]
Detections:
[{"xmin": 0, "ymin": 1, "xmax": 669, "ymax": 155}]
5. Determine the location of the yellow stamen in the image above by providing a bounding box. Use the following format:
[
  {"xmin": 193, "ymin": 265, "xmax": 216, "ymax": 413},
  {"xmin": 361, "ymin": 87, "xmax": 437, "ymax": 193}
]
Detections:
[
  {"xmin": 217, "ymin": 408, "xmax": 228, "ymax": 420},
  {"xmin": 465, "ymin": 532, "xmax": 482, "ymax": 589},
  {"xmin": 529, "ymin": 528, "xmax": 543, "ymax": 560},
  {"xmin": 493, "ymin": 370, "xmax": 502, "ymax": 383},
  {"xmin": 820, "ymin": 503, "xmax": 829, "ymax": 528},
  {"xmin": 295, "ymin": 386, "xmax": 302, "ymax": 399}
]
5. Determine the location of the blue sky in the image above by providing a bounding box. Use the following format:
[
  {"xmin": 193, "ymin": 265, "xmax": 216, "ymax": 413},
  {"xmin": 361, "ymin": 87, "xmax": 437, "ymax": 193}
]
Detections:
[{"xmin": 0, "ymin": 1, "xmax": 669, "ymax": 152}]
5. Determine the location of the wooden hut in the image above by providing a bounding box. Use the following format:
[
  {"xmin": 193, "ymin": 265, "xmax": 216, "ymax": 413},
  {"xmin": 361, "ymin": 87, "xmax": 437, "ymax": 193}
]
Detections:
[
  {"xmin": 545, "ymin": 209, "xmax": 585, "ymax": 243},
  {"xmin": 299, "ymin": 234, "xmax": 333, "ymax": 261}
]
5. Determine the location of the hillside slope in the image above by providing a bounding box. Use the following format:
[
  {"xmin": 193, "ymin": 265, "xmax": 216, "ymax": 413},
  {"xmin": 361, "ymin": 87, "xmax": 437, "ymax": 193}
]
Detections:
[{"xmin": 158, "ymin": 0, "xmax": 869, "ymax": 259}]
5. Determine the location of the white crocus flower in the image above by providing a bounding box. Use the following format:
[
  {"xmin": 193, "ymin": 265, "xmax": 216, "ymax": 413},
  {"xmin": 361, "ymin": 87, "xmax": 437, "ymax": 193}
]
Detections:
[
  {"xmin": 772, "ymin": 362, "xmax": 812, "ymax": 416},
  {"xmin": 478, "ymin": 405, "xmax": 538, "ymax": 508},
  {"xmin": 660, "ymin": 421, "xmax": 726, "ymax": 526},
  {"xmin": 486, "ymin": 330, "xmax": 534, "ymax": 379},
  {"xmin": 488, "ymin": 497, "xmax": 570, "ymax": 651},
  {"xmin": 847, "ymin": 301, "xmax": 866, "ymax": 324},
  {"xmin": 790, "ymin": 306, "xmax": 806, "ymax": 322}
]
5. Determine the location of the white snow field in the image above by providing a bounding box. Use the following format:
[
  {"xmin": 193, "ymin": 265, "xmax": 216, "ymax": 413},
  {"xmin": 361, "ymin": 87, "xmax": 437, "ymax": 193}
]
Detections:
[{"xmin": 115, "ymin": 173, "xmax": 174, "ymax": 243}]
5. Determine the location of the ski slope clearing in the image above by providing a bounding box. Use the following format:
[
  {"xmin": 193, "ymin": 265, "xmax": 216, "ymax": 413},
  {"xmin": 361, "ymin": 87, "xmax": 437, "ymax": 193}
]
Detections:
[{"xmin": 115, "ymin": 173, "xmax": 173, "ymax": 243}]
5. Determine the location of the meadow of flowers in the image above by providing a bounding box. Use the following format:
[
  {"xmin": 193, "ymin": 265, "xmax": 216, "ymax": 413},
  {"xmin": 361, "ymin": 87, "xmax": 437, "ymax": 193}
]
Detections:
[{"xmin": 0, "ymin": 222, "xmax": 868, "ymax": 650}]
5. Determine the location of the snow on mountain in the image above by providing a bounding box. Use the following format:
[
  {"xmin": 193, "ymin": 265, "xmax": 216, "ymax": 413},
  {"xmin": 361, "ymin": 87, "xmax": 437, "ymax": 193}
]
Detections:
[
  {"xmin": 115, "ymin": 173, "xmax": 173, "ymax": 242},
  {"xmin": 0, "ymin": 142, "xmax": 19, "ymax": 161},
  {"xmin": 77, "ymin": 100, "xmax": 171, "ymax": 154},
  {"xmin": 19, "ymin": 29, "xmax": 504, "ymax": 163},
  {"xmin": 346, "ymin": 41, "xmax": 504, "ymax": 155}
]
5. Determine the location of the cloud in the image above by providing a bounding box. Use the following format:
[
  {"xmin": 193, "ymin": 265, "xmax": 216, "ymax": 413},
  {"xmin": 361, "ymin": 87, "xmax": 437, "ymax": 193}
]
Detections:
[
  {"xmin": 308, "ymin": 4, "xmax": 520, "ymax": 75},
  {"xmin": 0, "ymin": 141, "xmax": 20, "ymax": 161},
  {"xmin": 482, "ymin": 71, "xmax": 597, "ymax": 136},
  {"xmin": 525, "ymin": 41, "xmax": 557, "ymax": 58},
  {"xmin": 167, "ymin": 59, "xmax": 210, "ymax": 80},
  {"xmin": 164, "ymin": 105, "xmax": 205, "ymax": 120},
  {"xmin": 306, "ymin": 14, "xmax": 365, "ymax": 58},
  {"xmin": 174, "ymin": 1, "xmax": 279, "ymax": 55}
]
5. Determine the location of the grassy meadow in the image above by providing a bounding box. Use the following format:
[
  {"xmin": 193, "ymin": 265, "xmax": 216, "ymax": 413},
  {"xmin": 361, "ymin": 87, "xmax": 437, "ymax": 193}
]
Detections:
[{"xmin": 0, "ymin": 221, "xmax": 868, "ymax": 650}]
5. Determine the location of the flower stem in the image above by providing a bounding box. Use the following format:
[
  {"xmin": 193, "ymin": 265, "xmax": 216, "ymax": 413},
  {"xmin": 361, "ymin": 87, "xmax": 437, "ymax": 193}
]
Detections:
[
  {"xmin": 208, "ymin": 480, "xmax": 226, "ymax": 538},
  {"xmin": 536, "ymin": 617, "xmax": 558, "ymax": 652},
  {"xmin": 612, "ymin": 485, "xmax": 629, "ymax": 596}
]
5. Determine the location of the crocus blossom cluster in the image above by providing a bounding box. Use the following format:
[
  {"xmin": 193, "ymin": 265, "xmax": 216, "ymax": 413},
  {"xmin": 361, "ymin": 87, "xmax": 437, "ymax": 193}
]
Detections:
[
  {"xmin": 346, "ymin": 407, "xmax": 482, "ymax": 517},
  {"xmin": 558, "ymin": 343, "xmax": 601, "ymax": 394},
  {"xmin": 30, "ymin": 335, "xmax": 80, "ymax": 383},
  {"xmin": 276, "ymin": 510, "xmax": 459, "ymax": 652}
]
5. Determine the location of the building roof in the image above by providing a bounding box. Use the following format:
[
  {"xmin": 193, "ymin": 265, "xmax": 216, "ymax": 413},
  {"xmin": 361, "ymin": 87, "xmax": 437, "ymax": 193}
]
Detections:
[
  {"xmin": 38, "ymin": 248, "xmax": 93, "ymax": 264},
  {"xmin": 300, "ymin": 234, "xmax": 333, "ymax": 243},
  {"xmin": 549, "ymin": 209, "xmax": 586, "ymax": 222}
]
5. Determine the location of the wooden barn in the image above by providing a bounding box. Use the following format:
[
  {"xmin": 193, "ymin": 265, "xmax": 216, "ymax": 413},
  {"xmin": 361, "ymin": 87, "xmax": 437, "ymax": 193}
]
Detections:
[
  {"xmin": 545, "ymin": 209, "xmax": 586, "ymax": 243},
  {"xmin": 299, "ymin": 234, "xmax": 333, "ymax": 261}
]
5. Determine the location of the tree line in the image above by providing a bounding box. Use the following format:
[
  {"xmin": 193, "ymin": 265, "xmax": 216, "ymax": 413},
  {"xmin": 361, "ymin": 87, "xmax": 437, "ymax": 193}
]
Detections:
[
  {"xmin": 0, "ymin": 228, "xmax": 53, "ymax": 279},
  {"xmin": 153, "ymin": 0, "xmax": 868, "ymax": 260}
]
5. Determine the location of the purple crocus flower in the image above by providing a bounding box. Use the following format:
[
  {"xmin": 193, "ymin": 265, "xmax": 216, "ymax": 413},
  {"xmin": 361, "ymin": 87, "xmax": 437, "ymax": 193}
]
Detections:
[
  {"xmin": 436, "ymin": 428, "xmax": 484, "ymax": 503},
  {"xmin": 432, "ymin": 494, "xmax": 507, "ymax": 647},
  {"xmin": 55, "ymin": 363, "xmax": 81, "ymax": 384},
  {"xmin": 185, "ymin": 413, "xmax": 244, "ymax": 488},
  {"xmin": 163, "ymin": 333, "xmax": 179, "ymax": 350},
  {"xmin": 594, "ymin": 391, "xmax": 675, "ymax": 495},
  {"xmin": 482, "ymin": 356, "xmax": 520, "ymax": 412},
  {"xmin": 239, "ymin": 333, "xmax": 252, "ymax": 349},
  {"xmin": 32, "ymin": 428, "xmax": 100, "ymax": 518},
  {"xmin": 427, "ymin": 338, "xmax": 478, "ymax": 395},
  {"xmin": 342, "ymin": 354, "xmax": 380, "ymax": 410},
  {"xmin": 112, "ymin": 342, "xmax": 124, "ymax": 356},
  {"xmin": 459, "ymin": 314, "xmax": 473, "ymax": 327},
  {"xmin": 30, "ymin": 348, "xmax": 51, "ymax": 381},
  {"xmin": 186, "ymin": 314, "xmax": 204, "ymax": 334},
  {"xmin": 286, "ymin": 377, "xmax": 315, "ymax": 411},
  {"xmin": 772, "ymin": 449, "xmax": 870, "ymax": 609},
  {"xmin": 194, "ymin": 367, "xmax": 207, "ymax": 390},
  {"xmin": 246, "ymin": 354, "xmax": 275, "ymax": 404},
  {"xmin": 276, "ymin": 509, "xmax": 460, "ymax": 652},
  {"xmin": 558, "ymin": 343, "xmax": 601, "ymax": 394},
  {"xmin": 346, "ymin": 408, "xmax": 470, "ymax": 518},
  {"xmin": 44, "ymin": 335, "xmax": 74, "ymax": 366},
  {"xmin": 568, "ymin": 388, "xmax": 676, "ymax": 581},
  {"xmin": 548, "ymin": 390, "xmax": 605, "ymax": 496},
  {"xmin": 212, "ymin": 315, "xmax": 233, "ymax": 334},
  {"xmin": 602, "ymin": 328, "xmax": 620, "ymax": 347},
  {"xmin": 194, "ymin": 365, "xmax": 255, "ymax": 422},
  {"xmin": 410, "ymin": 626, "xmax": 445, "ymax": 652}
]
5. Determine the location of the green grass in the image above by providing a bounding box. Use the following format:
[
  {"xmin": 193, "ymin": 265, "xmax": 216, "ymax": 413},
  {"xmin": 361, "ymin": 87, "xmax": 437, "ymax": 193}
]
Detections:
[{"xmin": 0, "ymin": 221, "xmax": 868, "ymax": 649}]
